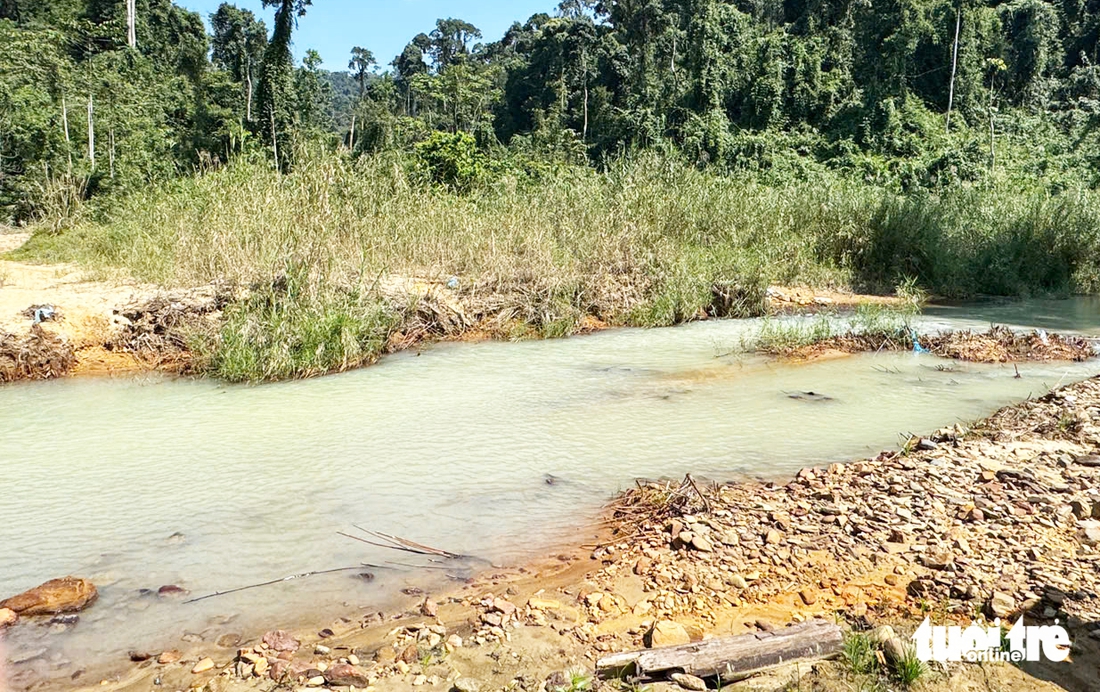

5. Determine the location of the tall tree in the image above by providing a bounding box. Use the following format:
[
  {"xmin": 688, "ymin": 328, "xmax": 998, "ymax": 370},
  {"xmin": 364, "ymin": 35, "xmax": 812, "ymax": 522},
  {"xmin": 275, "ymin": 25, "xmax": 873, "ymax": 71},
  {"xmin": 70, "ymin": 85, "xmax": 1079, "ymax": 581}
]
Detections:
[
  {"xmin": 429, "ymin": 18, "xmax": 482, "ymax": 70},
  {"xmin": 348, "ymin": 46, "xmax": 375, "ymax": 96},
  {"xmin": 210, "ymin": 3, "xmax": 267, "ymax": 122},
  {"xmin": 256, "ymin": 0, "xmax": 311, "ymax": 170}
]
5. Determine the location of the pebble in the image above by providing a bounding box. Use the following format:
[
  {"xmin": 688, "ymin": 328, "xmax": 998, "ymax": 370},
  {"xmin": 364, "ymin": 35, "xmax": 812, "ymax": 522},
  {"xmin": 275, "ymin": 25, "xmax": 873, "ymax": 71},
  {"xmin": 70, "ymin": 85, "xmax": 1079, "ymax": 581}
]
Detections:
[
  {"xmin": 191, "ymin": 658, "xmax": 215, "ymax": 674},
  {"xmin": 158, "ymin": 650, "xmax": 182, "ymax": 665},
  {"xmin": 454, "ymin": 678, "xmax": 481, "ymax": 692}
]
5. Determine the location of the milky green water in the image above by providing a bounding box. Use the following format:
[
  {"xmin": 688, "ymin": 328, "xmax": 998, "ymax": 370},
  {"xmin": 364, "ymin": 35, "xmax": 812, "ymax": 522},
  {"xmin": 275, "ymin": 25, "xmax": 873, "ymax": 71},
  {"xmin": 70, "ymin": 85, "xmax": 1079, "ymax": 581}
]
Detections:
[{"xmin": 1, "ymin": 300, "xmax": 1098, "ymax": 684}]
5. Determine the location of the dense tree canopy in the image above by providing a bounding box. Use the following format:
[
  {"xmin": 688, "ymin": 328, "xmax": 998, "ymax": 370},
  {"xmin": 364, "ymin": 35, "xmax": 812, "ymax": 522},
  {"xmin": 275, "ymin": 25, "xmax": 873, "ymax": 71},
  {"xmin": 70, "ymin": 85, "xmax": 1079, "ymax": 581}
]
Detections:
[{"xmin": 4, "ymin": 0, "xmax": 1100, "ymax": 220}]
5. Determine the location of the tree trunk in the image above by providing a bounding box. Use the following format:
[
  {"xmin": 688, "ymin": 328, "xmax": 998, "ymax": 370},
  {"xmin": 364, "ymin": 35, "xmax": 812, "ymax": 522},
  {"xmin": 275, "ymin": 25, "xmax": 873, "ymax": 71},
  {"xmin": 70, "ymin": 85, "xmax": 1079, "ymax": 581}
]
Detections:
[
  {"xmin": 109, "ymin": 127, "xmax": 115, "ymax": 178},
  {"xmin": 246, "ymin": 57, "xmax": 254, "ymax": 122},
  {"xmin": 988, "ymin": 80, "xmax": 996, "ymax": 170},
  {"xmin": 87, "ymin": 95, "xmax": 95, "ymax": 171},
  {"xmin": 126, "ymin": 0, "xmax": 137, "ymax": 49},
  {"xmin": 349, "ymin": 116, "xmax": 356, "ymax": 152},
  {"xmin": 598, "ymin": 620, "xmax": 843, "ymax": 683},
  {"xmin": 61, "ymin": 95, "xmax": 72, "ymax": 172},
  {"xmin": 270, "ymin": 109, "xmax": 279, "ymax": 169},
  {"xmin": 946, "ymin": 7, "xmax": 961, "ymax": 132}
]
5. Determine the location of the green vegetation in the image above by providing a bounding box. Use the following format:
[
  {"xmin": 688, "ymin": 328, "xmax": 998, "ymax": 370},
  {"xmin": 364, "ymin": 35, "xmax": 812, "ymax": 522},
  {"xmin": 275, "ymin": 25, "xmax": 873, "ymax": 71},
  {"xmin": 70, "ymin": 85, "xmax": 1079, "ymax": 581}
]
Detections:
[
  {"xmin": 840, "ymin": 630, "xmax": 927, "ymax": 690},
  {"xmin": 5, "ymin": 0, "xmax": 1100, "ymax": 380},
  {"xmin": 842, "ymin": 631, "xmax": 881, "ymax": 677},
  {"xmin": 750, "ymin": 303, "xmax": 920, "ymax": 354}
]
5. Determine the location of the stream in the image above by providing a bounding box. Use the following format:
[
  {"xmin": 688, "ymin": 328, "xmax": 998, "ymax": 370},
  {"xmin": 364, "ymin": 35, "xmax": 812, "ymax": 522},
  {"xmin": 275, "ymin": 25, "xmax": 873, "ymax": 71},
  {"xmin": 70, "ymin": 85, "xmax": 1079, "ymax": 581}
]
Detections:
[{"xmin": 2, "ymin": 298, "xmax": 1099, "ymax": 684}]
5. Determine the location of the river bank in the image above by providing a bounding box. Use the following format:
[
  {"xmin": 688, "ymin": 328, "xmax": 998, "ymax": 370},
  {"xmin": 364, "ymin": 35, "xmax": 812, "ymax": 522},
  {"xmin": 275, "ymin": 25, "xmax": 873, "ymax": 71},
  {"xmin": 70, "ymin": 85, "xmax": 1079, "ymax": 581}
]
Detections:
[
  {"xmin": 2, "ymin": 228, "xmax": 915, "ymax": 383},
  {"xmin": 6, "ymin": 372, "xmax": 1099, "ymax": 692}
]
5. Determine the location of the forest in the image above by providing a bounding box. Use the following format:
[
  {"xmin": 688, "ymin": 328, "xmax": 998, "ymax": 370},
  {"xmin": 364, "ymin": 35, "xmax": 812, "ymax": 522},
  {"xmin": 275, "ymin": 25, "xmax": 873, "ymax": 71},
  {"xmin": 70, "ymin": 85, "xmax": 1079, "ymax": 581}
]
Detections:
[
  {"xmin": 4, "ymin": 0, "xmax": 1100, "ymax": 379},
  {"xmin": 4, "ymin": 0, "xmax": 1100, "ymax": 202}
]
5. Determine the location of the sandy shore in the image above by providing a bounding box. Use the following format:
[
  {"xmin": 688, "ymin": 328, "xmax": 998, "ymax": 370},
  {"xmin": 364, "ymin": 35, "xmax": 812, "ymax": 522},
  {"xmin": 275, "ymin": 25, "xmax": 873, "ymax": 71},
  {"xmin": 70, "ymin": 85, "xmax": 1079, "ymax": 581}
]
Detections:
[{"xmin": 5, "ymin": 373, "xmax": 1098, "ymax": 692}]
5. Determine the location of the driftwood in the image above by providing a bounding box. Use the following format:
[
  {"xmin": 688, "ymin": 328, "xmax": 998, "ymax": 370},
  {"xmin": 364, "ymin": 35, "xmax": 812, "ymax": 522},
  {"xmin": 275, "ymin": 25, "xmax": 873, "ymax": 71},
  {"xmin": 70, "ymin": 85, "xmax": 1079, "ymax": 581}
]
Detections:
[
  {"xmin": 341, "ymin": 526, "xmax": 487, "ymax": 563},
  {"xmin": 597, "ymin": 619, "xmax": 843, "ymax": 683},
  {"xmin": 182, "ymin": 564, "xmax": 387, "ymax": 605}
]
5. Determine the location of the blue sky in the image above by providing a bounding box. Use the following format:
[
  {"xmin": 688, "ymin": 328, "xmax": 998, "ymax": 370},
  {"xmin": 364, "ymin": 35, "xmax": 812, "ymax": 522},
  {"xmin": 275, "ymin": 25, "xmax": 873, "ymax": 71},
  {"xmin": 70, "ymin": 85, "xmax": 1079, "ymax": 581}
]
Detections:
[{"xmin": 178, "ymin": 0, "xmax": 559, "ymax": 72}]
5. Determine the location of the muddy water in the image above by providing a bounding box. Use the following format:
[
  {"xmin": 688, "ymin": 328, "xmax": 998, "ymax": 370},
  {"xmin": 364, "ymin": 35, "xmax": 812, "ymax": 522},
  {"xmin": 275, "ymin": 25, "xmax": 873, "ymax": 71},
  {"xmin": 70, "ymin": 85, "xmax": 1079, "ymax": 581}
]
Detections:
[{"xmin": 1, "ymin": 300, "xmax": 1098, "ymax": 684}]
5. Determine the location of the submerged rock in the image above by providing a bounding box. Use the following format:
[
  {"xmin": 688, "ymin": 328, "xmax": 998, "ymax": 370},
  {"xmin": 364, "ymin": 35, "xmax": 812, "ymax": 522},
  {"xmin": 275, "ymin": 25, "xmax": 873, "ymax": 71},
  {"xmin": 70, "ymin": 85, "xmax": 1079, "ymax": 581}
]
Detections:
[
  {"xmin": 0, "ymin": 607, "xmax": 17, "ymax": 628},
  {"xmin": 261, "ymin": 629, "xmax": 300, "ymax": 653},
  {"xmin": 0, "ymin": 577, "xmax": 97, "ymax": 616}
]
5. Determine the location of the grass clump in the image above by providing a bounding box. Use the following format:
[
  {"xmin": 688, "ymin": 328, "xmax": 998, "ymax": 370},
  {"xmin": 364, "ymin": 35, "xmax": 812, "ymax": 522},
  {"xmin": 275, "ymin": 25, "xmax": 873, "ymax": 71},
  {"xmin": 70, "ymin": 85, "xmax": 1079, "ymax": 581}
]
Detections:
[
  {"xmin": 194, "ymin": 272, "xmax": 398, "ymax": 383},
  {"xmin": 887, "ymin": 645, "xmax": 926, "ymax": 687},
  {"xmin": 842, "ymin": 631, "xmax": 881, "ymax": 677},
  {"xmin": 751, "ymin": 302, "xmax": 919, "ymax": 355}
]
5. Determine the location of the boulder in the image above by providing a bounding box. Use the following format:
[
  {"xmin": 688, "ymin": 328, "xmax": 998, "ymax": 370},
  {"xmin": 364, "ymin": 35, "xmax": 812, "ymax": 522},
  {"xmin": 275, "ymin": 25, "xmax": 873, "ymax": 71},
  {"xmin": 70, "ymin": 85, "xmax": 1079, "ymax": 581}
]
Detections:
[
  {"xmin": 0, "ymin": 577, "xmax": 97, "ymax": 616},
  {"xmin": 324, "ymin": 663, "xmax": 371, "ymax": 687}
]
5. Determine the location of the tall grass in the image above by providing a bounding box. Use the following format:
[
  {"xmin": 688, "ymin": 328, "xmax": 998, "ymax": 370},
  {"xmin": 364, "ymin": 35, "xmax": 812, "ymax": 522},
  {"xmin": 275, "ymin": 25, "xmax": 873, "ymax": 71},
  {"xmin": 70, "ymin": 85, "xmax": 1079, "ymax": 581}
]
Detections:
[{"xmin": 14, "ymin": 148, "xmax": 1100, "ymax": 380}]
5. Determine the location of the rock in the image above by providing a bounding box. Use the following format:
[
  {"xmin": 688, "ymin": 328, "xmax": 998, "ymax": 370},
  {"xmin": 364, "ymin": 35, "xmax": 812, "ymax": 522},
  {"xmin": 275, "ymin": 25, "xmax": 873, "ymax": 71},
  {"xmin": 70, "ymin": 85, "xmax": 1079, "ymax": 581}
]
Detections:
[
  {"xmin": 729, "ymin": 575, "xmax": 749, "ymax": 589},
  {"xmin": 1070, "ymin": 500, "xmax": 1092, "ymax": 520},
  {"xmin": 884, "ymin": 574, "xmax": 899, "ymax": 586},
  {"xmin": 158, "ymin": 650, "xmax": 182, "ymax": 665},
  {"xmin": 399, "ymin": 643, "xmax": 419, "ymax": 663},
  {"xmin": 1080, "ymin": 521, "xmax": 1100, "ymax": 546},
  {"xmin": 0, "ymin": 577, "xmax": 98, "ymax": 616},
  {"xmin": 799, "ymin": 589, "xmax": 817, "ymax": 606},
  {"xmin": 454, "ymin": 678, "xmax": 482, "ymax": 692},
  {"xmin": 421, "ymin": 598, "xmax": 438, "ymax": 617},
  {"xmin": 881, "ymin": 637, "xmax": 910, "ymax": 665},
  {"xmin": 128, "ymin": 651, "xmax": 152, "ymax": 662},
  {"xmin": 868, "ymin": 626, "xmax": 896, "ymax": 645},
  {"xmin": 261, "ymin": 630, "xmax": 300, "ymax": 653},
  {"xmin": 920, "ymin": 547, "xmax": 954, "ymax": 570},
  {"xmin": 324, "ymin": 663, "xmax": 371, "ymax": 687},
  {"xmin": 648, "ymin": 620, "xmax": 691, "ymax": 648},
  {"xmin": 253, "ymin": 658, "xmax": 269, "ymax": 677},
  {"xmin": 634, "ymin": 557, "xmax": 652, "ymax": 574},
  {"xmin": 916, "ymin": 438, "xmax": 938, "ymax": 451},
  {"xmin": 691, "ymin": 535, "xmax": 714, "ymax": 552},
  {"xmin": 492, "ymin": 598, "xmax": 517, "ymax": 616},
  {"xmin": 446, "ymin": 634, "xmax": 464, "ymax": 650},
  {"xmin": 191, "ymin": 658, "xmax": 215, "ymax": 674},
  {"xmin": 480, "ymin": 612, "xmax": 502, "ymax": 627},
  {"xmin": 0, "ymin": 608, "xmax": 17, "ymax": 628},
  {"xmin": 764, "ymin": 530, "xmax": 783, "ymax": 545},
  {"xmin": 157, "ymin": 585, "xmax": 187, "ymax": 597},
  {"xmin": 989, "ymin": 592, "xmax": 1016, "ymax": 619},
  {"xmin": 720, "ymin": 532, "xmax": 740, "ymax": 547},
  {"xmin": 528, "ymin": 597, "xmax": 561, "ymax": 611},
  {"xmin": 670, "ymin": 673, "xmax": 707, "ymax": 691},
  {"xmin": 215, "ymin": 633, "xmax": 241, "ymax": 648}
]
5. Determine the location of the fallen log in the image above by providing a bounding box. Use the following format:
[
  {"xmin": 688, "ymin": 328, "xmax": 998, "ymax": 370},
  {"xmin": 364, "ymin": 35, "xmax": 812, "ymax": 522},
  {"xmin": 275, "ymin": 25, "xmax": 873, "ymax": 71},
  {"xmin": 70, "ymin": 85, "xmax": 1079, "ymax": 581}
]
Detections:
[{"xmin": 597, "ymin": 619, "xmax": 843, "ymax": 683}]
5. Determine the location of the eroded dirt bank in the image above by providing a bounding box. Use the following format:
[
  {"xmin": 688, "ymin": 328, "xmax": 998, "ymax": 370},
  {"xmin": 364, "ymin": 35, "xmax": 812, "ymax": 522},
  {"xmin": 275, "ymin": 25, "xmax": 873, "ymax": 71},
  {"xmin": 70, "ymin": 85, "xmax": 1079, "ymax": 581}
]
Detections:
[{"xmin": 6, "ymin": 374, "xmax": 1098, "ymax": 692}]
